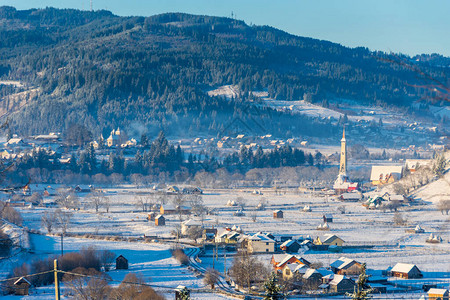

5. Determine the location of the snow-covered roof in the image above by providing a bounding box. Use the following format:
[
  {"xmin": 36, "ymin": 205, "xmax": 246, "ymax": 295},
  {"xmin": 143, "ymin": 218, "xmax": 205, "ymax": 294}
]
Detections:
[
  {"xmin": 303, "ymin": 268, "xmax": 320, "ymax": 279},
  {"xmin": 370, "ymin": 166, "xmax": 403, "ymax": 181},
  {"xmin": 14, "ymin": 277, "xmax": 31, "ymax": 285},
  {"xmin": 428, "ymin": 288, "xmax": 449, "ymax": 295},
  {"xmin": 280, "ymin": 239, "xmax": 296, "ymax": 248},
  {"xmin": 330, "ymin": 257, "xmax": 357, "ymax": 270},
  {"xmin": 322, "ymin": 234, "xmax": 344, "ymax": 244},
  {"xmin": 330, "ymin": 274, "xmax": 350, "ymax": 285},
  {"xmin": 391, "ymin": 263, "xmax": 418, "ymax": 273},
  {"xmin": 182, "ymin": 219, "xmax": 201, "ymax": 226},
  {"xmin": 249, "ymin": 232, "xmax": 275, "ymax": 242}
]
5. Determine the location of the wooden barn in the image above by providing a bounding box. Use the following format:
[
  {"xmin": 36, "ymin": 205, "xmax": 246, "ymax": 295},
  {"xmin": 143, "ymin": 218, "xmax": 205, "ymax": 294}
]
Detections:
[
  {"xmin": 390, "ymin": 263, "xmax": 422, "ymax": 279},
  {"xmin": 155, "ymin": 215, "xmax": 166, "ymax": 226},
  {"xmin": 116, "ymin": 255, "xmax": 128, "ymax": 270},
  {"xmin": 273, "ymin": 210, "xmax": 284, "ymax": 219},
  {"xmin": 428, "ymin": 288, "xmax": 449, "ymax": 300},
  {"xmin": 13, "ymin": 277, "xmax": 31, "ymax": 296},
  {"xmin": 323, "ymin": 214, "xmax": 333, "ymax": 223}
]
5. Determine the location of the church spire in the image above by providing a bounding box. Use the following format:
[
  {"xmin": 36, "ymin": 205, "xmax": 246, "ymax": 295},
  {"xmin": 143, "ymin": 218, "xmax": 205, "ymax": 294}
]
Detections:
[{"xmin": 339, "ymin": 127, "xmax": 347, "ymax": 176}]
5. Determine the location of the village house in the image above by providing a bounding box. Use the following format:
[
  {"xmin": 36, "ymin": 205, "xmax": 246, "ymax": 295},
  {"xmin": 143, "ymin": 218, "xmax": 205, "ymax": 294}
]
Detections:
[
  {"xmin": 328, "ymin": 275, "xmax": 356, "ymax": 293},
  {"xmin": 106, "ymin": 128, "xmax": 122, "ymax": 147},
  {"xmin": 166, "ymin": 185, "xmax": 180, "ymax": 194},
  {"xmin": 181, "ymin": 187, "xmax": 203, "ymax": 194},
  {"xmin": 281, "ymin": 263, "xmax": 308, "ymax": 280},
  {"xmin": 215, "ymin": 230, "xmax": 242, "ymax": 244},
  {"xmin": 13, "ymin": 277, "xmax": 31, "ymax": 296},
  {"xmin": 247, "ymin": 232, "xmax": 275, "ymax": 253},
  {"xmin": 115, "ymin": 255, "xmax": 128, "ymax": 270},
  {"xmin": 390, "ymin": 263, "xmax": 422, "ymax": 279},
  {"xmin": 323, "ymin": 214, "xmax": 333, "ymax": 223},
  {"xmin": 370, "ymin": 165, "xmax": 403, "ymax": 185},
  {"xmin": 428, "ymin": 288, "xmax": 449, "ymax": 300},
  {"xmin": 271, "ymin": 254, "xmax": 311, "ymax": 271},
  {"xmin": 339, "ymin": 192, "xmax": 362, "ymax": 202},
  {"xmin": 155, "ymin": 215, "xmax": 165, "ymax": 226},
  {"xmin": 202, "ymin": 228, "xmax": 217, "ymax": 242},
  {"xmin": 273, "ymin": 210, "xmax": 283, "ymax": 219},
  {"xmin": 330, "ymin": 257, "xmax": 362, "ymax": 275},
  {"xmin": 315, "ymin": 234, "xmax": 345, "ymax": 247},
  {"xmin": 160, "ymin": 204, "xmax": 191, "ymax": 215},
  {"xmin": 181, "ymin": 219, "xmax": 202, "ymax": 235},
  {"xmin": 302, "ymin": 268, "xmax": 323, "ymax": 289},
  {"xmin": 280, "ymin": 239, "xmax": 301, "ymax": 253}
]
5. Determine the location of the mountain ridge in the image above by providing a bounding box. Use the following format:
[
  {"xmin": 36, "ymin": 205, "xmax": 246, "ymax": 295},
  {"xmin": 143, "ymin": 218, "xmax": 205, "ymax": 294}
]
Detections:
[{"xmin": 0, "ymin": 6, "xmax": 448, "ymax": 140}]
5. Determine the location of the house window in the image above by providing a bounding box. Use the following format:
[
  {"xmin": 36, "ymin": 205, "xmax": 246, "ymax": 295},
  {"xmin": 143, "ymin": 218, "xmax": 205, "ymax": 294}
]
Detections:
[
  {"xmin": 266, "ymin": 242, "xmax": 269, "ymax": 245},
  {"xmin": 286, "ymin": 269, "xmax": 290, "ymax": 275},
  {"xmin": 266, "ymin": 249, "xmax": 269, "ymax": 252}
]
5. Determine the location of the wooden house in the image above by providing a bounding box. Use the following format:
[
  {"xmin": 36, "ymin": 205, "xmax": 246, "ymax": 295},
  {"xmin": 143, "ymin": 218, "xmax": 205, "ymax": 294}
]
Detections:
[
  {"xmin": 370, "ymin": 166, "xmax": 403, "ymax": 185},
  {"xmin": 160, "ymin": 204, "xmax": 191, "ymax": 215},
  {"xmin": 280, "ymin": 239, "xmax": 301, "ymax": 253},
  {"xmin": 328, "ymin": 275, "xmax": 356, "ymax": 293},
  {"xmin": 175, "ymin": 285, "xmax": 190, "ymax": 300},
  {"xmin": 330, "ymin": 257, "xmax": 362, "ymax": 275},
  {"xmin": 167, "ymin": 185, "xmax": 180, "ymax": 194},
  {"xmin": 271, "ymin": 254, "xmax": 310, "ymax": 271},
  {"xmin": 323, "ymin": 214, "xmax": 333, "ymax": 223},
  {"xmin": 273, "ymin": 210, "xmax": 284, "ymax": 219},
  {"xmin": 116, "ymin": 255, "xmax": 128, "ymax": 270},
  {"xmin": 302, "ymin": 269, "xmax": 323, "ymax": 289},
  {"xmin": 13, "ymin": 277, "xmax": 31, "ymax": 295},
  {"xmin": 281, "ymin": 263, "xmax": 308, "ymax": 280},
  {"xmin": 315, "ymin": 234, "xmax": 344, "ymax": 247},
  {"xmin": 390, "ymin": 263, "xmax": 422, "ymax": 279},
  {"xmin": 155, "ymin": 215, "xmax": 166, "ymax": 226},
  {"xmin": 181, "ymin": 219, "xmax": 201, "ymax": 235},
  {"xmin": 340, "ymin": 192, "xmax": 362, "ymax": 202},
  {"xmin": 248, "ymin": 233, "xmax": 275, "ymax": 253},
  {"xmin": 428, "ymin": 288, "xmax": 449, "ymax": 300},
  {"xmin": 182, "ymin": 187, "xmax": 203, "ymax": 194},
  {"xmin": 147, "ymin": 212, "xmax": 156, "ymax": 221}
]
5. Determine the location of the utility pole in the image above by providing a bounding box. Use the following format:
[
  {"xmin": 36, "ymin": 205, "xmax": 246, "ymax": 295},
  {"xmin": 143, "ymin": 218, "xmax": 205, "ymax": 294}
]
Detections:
[
  {"xmin": 90, "ymin": 0, "xmax": 93, "ymax": 11},
  {"xmin": 61, "ymin": 234, "xmax": 64, "ymax": 256},
  {"xmin": 54, "ymin": 259, "xmax": 60, "ymax": 300},
  {"xmin": 223, "ymin": 245, "xmax": 227, "ymax": 277}
]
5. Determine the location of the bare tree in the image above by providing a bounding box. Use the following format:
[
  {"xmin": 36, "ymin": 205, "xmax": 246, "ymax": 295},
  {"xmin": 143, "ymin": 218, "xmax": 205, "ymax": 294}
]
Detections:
[
  {"xmin": 28, "ymin": 192, "xmax": 43, "ymax": 206},
  {"xmin": 1, "ymin": 205, "xmax": 23, "ymax": 226},
  {"xmin": 57, "ymin": 190, "xmax": 80, "ymax": 210},
  {"xmin": 235, "ymin": 197, "xmax": 247, "ymax": 211},
  {"xmin": 134, "ymin": 195, "xmax": 153, "ymax": 212},
  {"xmin": 41, "ymin": 210, "xmax": 58, "ymax": 233},
  {"xmin": 99, "ymin": 250, "xmax": 116, "ymax": 272},
  {"xmin": 204, "ymin": 268, "xmax": 220, "ymax": 289},
  {"xmin": 62, "ymin": 267, "xmax": 111, "ymax": 300},
  {"xmin": 88, "ymin": 190, "xmax": 107, "ymax": 213},
  {"xmin": 186, "ymin": 226, "xmax": 203, "ymax": 243},
  {"xmin": 56, "ymin": 209, "xmax": 72, "ymax": 234},
  {"xmin": 393, "ymin": 212, "xmax": 407, "ymax": 226},
  {"xmin": 109, "ymin": 273, "xmax": 164, "ymax": 300},
  {"xmin": 250, "ymin": 211, "xmax": 258, "ymax": 222},
  {"xmin": 437, "ymin": 199, "xmax": 450, "ymax": 215},
  {"xmin": 172, "ymin": 194, "xmax": 187, "ymax": 221},
  {"xmin": 229, "ymin": 251, "xmax": 268, "ymax": 292}
]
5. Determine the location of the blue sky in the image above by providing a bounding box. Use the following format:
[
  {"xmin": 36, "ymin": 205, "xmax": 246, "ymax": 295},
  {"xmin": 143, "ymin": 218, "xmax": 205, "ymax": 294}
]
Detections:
[{"xmin": 1, "ymin": 0, "xmax": 449, "ymax": 56}]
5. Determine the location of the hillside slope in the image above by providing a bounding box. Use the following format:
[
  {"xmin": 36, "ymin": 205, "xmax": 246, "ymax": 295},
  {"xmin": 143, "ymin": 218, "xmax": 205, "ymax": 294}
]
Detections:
[{"xmin": 0, "ymin": 7, "xmax": 448, "ymax": 139}]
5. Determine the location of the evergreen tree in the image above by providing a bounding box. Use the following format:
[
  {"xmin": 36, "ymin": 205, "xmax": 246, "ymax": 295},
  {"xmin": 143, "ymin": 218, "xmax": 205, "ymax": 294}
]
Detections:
[
  {"xmin": 346, "ymin": 263, "xmax": 372, "ymax": 300},
  {"xmin": 263, "ymin": 272, "xmax": 284, "ymax": 300}
]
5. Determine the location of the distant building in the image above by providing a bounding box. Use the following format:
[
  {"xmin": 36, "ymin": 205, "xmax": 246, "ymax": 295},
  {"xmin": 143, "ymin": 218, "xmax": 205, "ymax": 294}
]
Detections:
[
  {"xmin": 13, "ymin": 277, "xmax": 31, "ymax": 296},
  {"xmin": 181, "ymin": 219, "xmax": 202, "ymax": 235},
  {"xmin": 155, "ymin": 215, "xmax": 166, "ymax": 226},
  {"xmin": 273, "ymin": 210, "xmax": 284, "ymax": 219},
  {"xmin": 390, "ymin": 263, "xmax": 422, "ymax": 279},
  {"xmin": 116, "ymin": 255, "xmax": 128, "ymax": 270},
  {"xmin": 280, "ymin": 240, "xmax": 301, "ymax": 253},
  {"xmin": 333, "ymin": 128, "xmax": 359, "ymax": 194},
  {"xmin": 315, "ymin": 234, "xmax": 345, "ymax": 247},
  {"xmin": 428, "ymin": 288, "xmax": 449, "ymax": 300},
  {"xmin": 106, "ymin": 128, "xmax": 122, "ymax": 147},
  {"xmin": 330, "ymin": 257, "xmax": 362, "ymax": 275},
  {"xmin": 370, "ymin": 166, "xmax": 403, "ymax": 185},
  {"xmin": 248, "ymin": 232, "xmax": 276, "ymax": 253}
]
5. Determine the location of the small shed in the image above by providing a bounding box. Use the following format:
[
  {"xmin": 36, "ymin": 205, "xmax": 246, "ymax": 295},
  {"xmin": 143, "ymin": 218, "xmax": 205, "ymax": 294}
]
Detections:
[
  {"xmin": 273, "ymin": 210, "xmax": 284, "ymax": 219},
  {"xmin": 323, "ymin": 214, "xmax": 333, "ymax": 223},
  {"xmin": 13, "ymin": 277, "xmax": 31, "ymax": 296},
  {"xmin": 155, "ymin": 215, "xmax": 166, "ymax": 226},
  {"xmin": 147, "ymin": 212, "xmax": 156, "ymax": 221},
  {"xmin": 390, "ymin": 263, "xmax": 422, "ymax": 279},
  {"xmin": 175, "ymin": 285, "xmax": 190, "ymax": 300},
  {"xmin": 116, "ymin": 255, "xmax": 128, "ymax": 270},
  {"xmin": 428, "ymin": 288, "xmax": 449, "ymax": 300}
]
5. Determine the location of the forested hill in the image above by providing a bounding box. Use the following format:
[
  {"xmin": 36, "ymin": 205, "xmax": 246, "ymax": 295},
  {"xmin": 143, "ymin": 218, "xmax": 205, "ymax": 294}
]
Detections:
[{"xmin": 0, "ymin": 6, "xmax": 448, "ymax": 138}]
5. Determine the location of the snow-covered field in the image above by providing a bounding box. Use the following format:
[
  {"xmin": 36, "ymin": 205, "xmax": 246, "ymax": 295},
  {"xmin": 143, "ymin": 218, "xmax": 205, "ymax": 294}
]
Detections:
[{"xmin": 2, "ymin": 170, "xmax": 449, "ymax": 298}]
